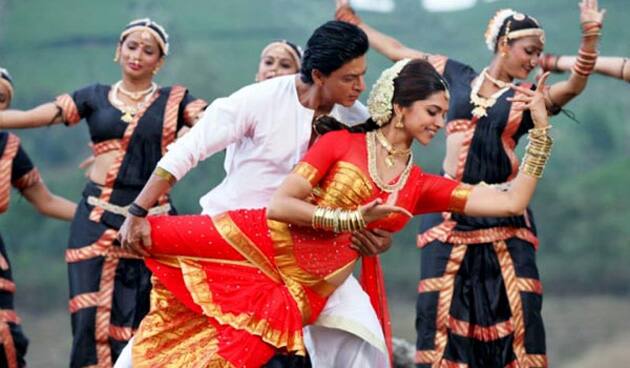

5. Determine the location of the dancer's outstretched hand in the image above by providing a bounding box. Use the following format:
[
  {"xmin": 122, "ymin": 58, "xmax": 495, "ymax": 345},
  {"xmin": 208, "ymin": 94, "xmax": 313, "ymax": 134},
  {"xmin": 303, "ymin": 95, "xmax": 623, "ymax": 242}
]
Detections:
[
  {"xmin": 579, "ymin": 0, "xmax": 606, "ymax": 26},
  {"xmin": 507, "ymin": 72, "xmax": 551, "ymax": 128},
  {"xmin": 359, "ymin": 193, "xmax": 412, "ymax": 224},
  {"xmin": 118, "ymin": 215, "xmax": 152, "ymax": 258},
  {"xmin": 335, "ymin": 0, "xmax": 361, "ymax": 25}
]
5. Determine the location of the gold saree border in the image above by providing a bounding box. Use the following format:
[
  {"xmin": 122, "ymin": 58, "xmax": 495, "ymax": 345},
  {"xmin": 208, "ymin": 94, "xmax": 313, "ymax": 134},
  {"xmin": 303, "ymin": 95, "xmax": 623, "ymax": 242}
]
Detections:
[
  {"xmin": 132, "ymin": 281, "xmax": 224, "ymax": 368},
  {"xmin": 211, "ymin": 212, "xmax": 281, "ymax": 283},
  {"xmin": 179, "ymin": 259, "xmax": 305, "ymax": 354},
  {"xmin": 0, "ymin": 133, "xmax": 19, "ymax": 213},
  {"xmin": 292, "ymin": 162, "xmax": 320, "ymax": 187}
]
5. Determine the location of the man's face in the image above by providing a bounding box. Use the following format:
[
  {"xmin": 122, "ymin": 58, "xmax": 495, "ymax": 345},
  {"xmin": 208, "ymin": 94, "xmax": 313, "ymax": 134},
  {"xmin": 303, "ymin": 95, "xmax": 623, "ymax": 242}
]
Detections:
[{"xmin": 318, "ymin": 55, "xmax": 367, "ymax": 107}]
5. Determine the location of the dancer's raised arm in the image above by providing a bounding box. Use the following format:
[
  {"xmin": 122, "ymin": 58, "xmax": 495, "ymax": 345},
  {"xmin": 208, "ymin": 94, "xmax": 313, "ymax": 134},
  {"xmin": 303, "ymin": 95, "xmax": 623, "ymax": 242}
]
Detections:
[
  {"xmin": 543, "ymin": 0, "xmax": 605, "ymax": 111},
  {"xmin": 335, "ymin": 0, "xmax": 432, "ymax": 62}
]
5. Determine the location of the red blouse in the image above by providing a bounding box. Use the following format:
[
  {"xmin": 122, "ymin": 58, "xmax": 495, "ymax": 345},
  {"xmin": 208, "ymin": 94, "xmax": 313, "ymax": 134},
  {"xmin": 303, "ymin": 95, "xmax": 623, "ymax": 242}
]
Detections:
[{"xmin": 294, "ymin": 130, "xmax": 469, "ymax": 230}]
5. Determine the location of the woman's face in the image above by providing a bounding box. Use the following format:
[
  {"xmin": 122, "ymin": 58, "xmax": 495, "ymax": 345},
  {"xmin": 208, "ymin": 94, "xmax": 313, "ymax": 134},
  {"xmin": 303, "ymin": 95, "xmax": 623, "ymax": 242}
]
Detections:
[
  {"xmin": 502, "ymin": 36, "xmax": 543, "ymax": 80},
  {"xmin": 255, "ymin": 45, "xmax": 299, "ymax": 82},
  {"xmin": 118, "ymin": 30, "xmax": 163, "ymax": 80},
  {"xmin": 400, "ymin": 91, "xmax": 449, "ymax": 146},
  {"xmin": 0, "ymin": 83, "xmax": 11, "ymax": 110}
]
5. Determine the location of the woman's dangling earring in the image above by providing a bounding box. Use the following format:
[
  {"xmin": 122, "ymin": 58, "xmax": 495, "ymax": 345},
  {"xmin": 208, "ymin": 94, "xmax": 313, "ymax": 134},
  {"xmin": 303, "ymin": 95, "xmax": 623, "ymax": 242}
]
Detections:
[
  {"xmin": 113, "ymin": 47, "xmax": 120, "ymax": 63},
  {"xmin": 394, "ymin": 115, "xmax": 404, "ymax": 129},
  {"xmin": 152, "ymin": 66, "xmax": 160, "ymax": 76},
  {"xmin": 500, "ymin": 38, "xmax": 509, "ymax": 58}
]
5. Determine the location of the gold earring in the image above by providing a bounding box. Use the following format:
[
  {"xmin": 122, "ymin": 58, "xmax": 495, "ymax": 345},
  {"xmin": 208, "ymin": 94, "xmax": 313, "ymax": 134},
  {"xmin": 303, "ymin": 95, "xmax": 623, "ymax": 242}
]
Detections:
[
  {"xmin": 152, "ymin": 67, "xmax": 160, "ymax": 75},
  {"xmin": 113, "ymin": 49, "xmax": 120, "ymax": 63},
  {"xmin": 394, "ymin": 115, "xmax": 404, "ymax": 129}
]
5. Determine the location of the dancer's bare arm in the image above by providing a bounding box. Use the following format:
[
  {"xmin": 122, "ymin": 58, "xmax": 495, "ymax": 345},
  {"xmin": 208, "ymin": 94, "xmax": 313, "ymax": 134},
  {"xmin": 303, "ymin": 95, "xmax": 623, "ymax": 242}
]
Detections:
[
  {"xmin": 545, "ymin": 0, "xmax": 605, "ymax": 109},
  {"xmin": 22, "ymin": 181, "xmax": 77, "ymax": 220},
  {"xmin": 335, "ymin": 0, "xmax": 434, "ymax": 62},
  {"xmin": 0, "ymin": 103, "xmax": 64, "ymax": 129}
]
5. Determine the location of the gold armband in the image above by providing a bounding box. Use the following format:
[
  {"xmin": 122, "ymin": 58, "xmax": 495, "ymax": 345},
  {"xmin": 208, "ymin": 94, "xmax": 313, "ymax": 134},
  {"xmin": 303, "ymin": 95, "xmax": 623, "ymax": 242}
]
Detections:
[{"xmin": 154, "ymin": 167, "xmax": 177, "ymax": 185}]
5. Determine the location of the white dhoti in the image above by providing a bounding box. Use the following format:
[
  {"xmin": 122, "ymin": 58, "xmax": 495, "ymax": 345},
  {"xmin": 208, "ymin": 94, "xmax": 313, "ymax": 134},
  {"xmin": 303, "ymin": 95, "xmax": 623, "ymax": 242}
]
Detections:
[
  {"xmin": 113, "ymin": 337, "xmax": 133, "ymax": 368},
  {"xmin": 305, "ymin": 275, "xmax": 389, "ymax": 368}
]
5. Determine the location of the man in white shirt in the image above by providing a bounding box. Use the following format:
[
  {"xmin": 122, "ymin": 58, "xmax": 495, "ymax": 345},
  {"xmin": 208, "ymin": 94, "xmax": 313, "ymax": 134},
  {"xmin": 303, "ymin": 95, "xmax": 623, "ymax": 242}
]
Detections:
[{"xmin": 118, "ymin": 20, "xmax": 391, "ymax": 368}]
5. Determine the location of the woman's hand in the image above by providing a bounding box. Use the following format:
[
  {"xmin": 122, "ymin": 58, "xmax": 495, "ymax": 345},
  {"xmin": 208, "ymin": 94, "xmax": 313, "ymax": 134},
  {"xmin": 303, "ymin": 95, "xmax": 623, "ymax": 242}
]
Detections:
[
  {"xmin": 359, "ymin": 191, "xmax": 412, "ymax": 223},
  {"xmin": 507, "ymin": 72, "xmax": 551, "ymax": 128},
  {"xmin": 335, "ymin": 0, "xmax": 361, "ymax": 25},
  {"xmin": 579, "ymin": 0, "xmax": 606, "ymax": 26}
]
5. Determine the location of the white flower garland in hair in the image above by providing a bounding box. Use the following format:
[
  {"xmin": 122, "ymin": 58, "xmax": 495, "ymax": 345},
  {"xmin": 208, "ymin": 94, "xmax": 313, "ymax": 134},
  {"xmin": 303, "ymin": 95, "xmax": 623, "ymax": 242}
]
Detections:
[
  {"xmin": 484, "ymin": 8, "xmax": 516, "ymax": 52},
  {"xmin": 367, "ymin": 58, "xmax": 411, "ymax": 126}
]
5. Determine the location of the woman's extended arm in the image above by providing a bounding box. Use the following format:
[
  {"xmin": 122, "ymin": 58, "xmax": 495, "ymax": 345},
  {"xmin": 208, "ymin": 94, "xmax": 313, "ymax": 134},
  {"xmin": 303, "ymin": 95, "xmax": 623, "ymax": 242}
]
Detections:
[
  {"xmin": 542, "ymin": 55, "xmax": 629, "ymax": 82},
  {"xmin": 267, "ymin": 174, "xmax": 410, "ymax": 227},
  {"xmin": 21, "ymin": 181, "xmax": 76, "ymax": 220},
  {"xmin": 0, "ymin": 102, "xmax": 64, "ymax": 129},
  {"xmin": 335, "ymin": 0, "xmax": 436, "ymax": 63}
]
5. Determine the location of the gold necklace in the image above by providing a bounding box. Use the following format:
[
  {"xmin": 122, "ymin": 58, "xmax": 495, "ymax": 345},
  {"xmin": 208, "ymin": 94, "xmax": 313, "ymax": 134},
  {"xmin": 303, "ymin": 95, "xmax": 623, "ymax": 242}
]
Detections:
[
  {"xmin": 375, "ymin": 129, "xmax": 412, "ymax": 168},
  {"xmin": 469, "ymin": 67, "xmax": 509, "ymax": 119},
  {"xmin": 483, "ymin": 70, "xmax": 510, "ymax": 89},
  {"xmin": 110, "ymin": 81, "xmax": 157, "ymax": 123},
  {"xmin": 366, "ymin": 131, "xmax": 413, "ymax": 193}
]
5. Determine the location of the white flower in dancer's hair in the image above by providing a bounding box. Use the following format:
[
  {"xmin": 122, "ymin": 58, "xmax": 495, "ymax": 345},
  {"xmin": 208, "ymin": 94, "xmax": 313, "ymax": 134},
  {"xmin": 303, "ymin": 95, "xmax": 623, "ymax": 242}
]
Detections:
[
  {"xmin": 484, "ymin": 8, "xmax": 516, "ymax": 51},
  {"xmin": 367, "ymin": 58, "xmax": 411, "ymax": 126}
]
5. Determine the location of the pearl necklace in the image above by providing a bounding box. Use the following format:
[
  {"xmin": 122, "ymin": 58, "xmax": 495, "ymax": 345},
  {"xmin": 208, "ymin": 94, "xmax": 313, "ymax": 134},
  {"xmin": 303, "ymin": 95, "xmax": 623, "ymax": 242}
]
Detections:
[
  {"xmin": 366, "ymin": 131, "xmax": 413, "ymax": 193},
  {"xmin": 110, "ymin": 81, "xmax": 157, "ymax": 123},
  {"xmin": 469, "ymin": 67, "xmax": 509, "ymax": 119},
  {"xmin": 118, "ymin": 81, "xmax": 157, "ymax": 100}
]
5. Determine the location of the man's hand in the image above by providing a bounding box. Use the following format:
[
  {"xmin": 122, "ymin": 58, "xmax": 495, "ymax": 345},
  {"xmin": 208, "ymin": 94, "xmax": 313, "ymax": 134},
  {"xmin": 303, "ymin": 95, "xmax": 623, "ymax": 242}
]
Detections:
[
  {"xmin": 350, "ymin": 228, "xmax": 393, "ymax": 256},
  {"xmin": 117, "ymin": 215, "xmax": 152, "ymax": 257}
]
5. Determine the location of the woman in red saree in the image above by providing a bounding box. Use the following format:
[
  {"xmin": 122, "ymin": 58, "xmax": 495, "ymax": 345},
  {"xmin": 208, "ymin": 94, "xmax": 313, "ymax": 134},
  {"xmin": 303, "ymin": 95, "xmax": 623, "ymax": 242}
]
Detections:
[{"xmin": 121, "ymin": 59, "xmax": 554, "ymax": 367}]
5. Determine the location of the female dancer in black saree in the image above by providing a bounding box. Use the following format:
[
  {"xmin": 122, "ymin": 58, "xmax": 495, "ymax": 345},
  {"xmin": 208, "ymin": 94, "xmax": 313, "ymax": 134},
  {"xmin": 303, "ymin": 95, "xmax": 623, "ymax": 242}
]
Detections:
[
  {"xmin": 0, "ymin": 20, "xmax": 206, "ymax": 367},
  {"xmin": 335, "ymin": 1, "xmax": 605, "ymax": 366},
  {"xmin": 0, "ymin": 67, "xmax": 76, "ymax": 367}
]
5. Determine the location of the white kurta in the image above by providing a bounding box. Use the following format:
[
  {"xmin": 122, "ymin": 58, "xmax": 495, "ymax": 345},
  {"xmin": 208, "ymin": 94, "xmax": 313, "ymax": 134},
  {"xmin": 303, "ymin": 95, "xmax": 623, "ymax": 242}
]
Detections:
[
  {"xmin": 158, "ymin": 74, "xmax": 368, "ymax": 216},
  {"xmin": 115, "ymin": 75, "xmax": 389, "ymax": 368}
]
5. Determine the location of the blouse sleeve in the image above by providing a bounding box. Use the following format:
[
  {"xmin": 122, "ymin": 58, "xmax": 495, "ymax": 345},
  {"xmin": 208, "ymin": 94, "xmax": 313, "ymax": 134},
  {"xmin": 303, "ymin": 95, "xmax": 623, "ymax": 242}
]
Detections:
[
  {"xmin": 54, "ymin": 84, "xmax": 97, "ymax": 126},
  {"xmin": 178, "ymin": 90, "xmax": 208, "ymax": 128},
  {"xmin": 413, "ymin": 172, "xmax": 472, "ymax": 215},
  {"xmin": 441, "ymin": 58, "xmax": 477, "ymax": 87},
  {"xmin": 291, "ymin": 130, "xmax": 350, "ymax": 187},
  {"xmin": 11, "ymin": 143, "xmax": 41, "ymax": 191}
]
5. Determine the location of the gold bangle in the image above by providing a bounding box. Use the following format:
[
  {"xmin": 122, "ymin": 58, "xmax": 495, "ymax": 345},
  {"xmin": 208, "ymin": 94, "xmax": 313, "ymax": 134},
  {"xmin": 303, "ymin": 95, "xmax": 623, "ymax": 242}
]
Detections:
[
  {"xmin": 311, "ymin": 206, "xmax": 324, "ymax": 229},
  {"xmin": 520, "ymin": 128, "xmax": 553, "ymax": 178},
  {"xmin": 620, "ymin": 58, "xmax": 628, "ymax": 81},
  {"xmin": 312, "ymin": 206, "xmax": 367, "ymax": 232}
]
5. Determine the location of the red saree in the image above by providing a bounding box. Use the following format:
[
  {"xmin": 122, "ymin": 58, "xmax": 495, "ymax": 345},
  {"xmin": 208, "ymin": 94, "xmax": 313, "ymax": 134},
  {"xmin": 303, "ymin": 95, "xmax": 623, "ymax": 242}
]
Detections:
[{"xmin": 132, "ymin": 130, "xmax": 470, "ymax": 367}]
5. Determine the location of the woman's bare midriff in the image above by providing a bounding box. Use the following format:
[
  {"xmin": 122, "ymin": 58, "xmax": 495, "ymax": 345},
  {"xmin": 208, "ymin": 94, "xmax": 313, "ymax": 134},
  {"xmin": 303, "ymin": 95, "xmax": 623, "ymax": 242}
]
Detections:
[{"xmin": 88, "ymin": 151, "xmax": 118, "ymax": 186}]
